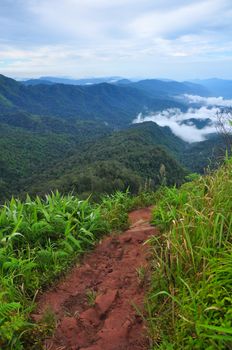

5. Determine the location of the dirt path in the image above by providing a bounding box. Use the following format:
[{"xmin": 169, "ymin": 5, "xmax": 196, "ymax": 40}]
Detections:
[{"xmin": 33, "ymin": 207, "xmax": 157, "ymax": 350}]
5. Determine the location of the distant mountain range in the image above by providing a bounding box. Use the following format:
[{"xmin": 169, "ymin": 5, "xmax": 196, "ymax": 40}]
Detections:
[
  {"xmin": 0, "ymin": 73, "xmax": 230, "ymax": 200},
  {"xmin": 191, "ymin": 78, "xmax": 232, "ymax": 98},
  {"xmin": 21, "ymin": 76, "xmax": 124, "ymax": 86},
  {"xmin": 0, "ymin": 74, "xmax": 203, "ymax": 127},
  {"xmin": 20, "ymin": 75, "xmax": 232, "ymax": 99}
]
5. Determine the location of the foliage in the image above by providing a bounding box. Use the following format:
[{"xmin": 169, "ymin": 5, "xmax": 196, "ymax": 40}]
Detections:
[
  {"xmin": 0, "ymin": 115, "xmax": 111, "ymax": 200},
  {"xmin": 0, "ymin": 190, "xmax": 137, "ymax": 349},
  {"xmin": 0, "ymin": 73, "xmax": 228, "ymax": 202},
  {"xmin": 25, "ymin": 122, "xmax": 187, "ymax": 199},
  {"xmin": 0, "ymin": 74, "xmax": 184, "ymax": 126},
  {"xmin": 147, "ymin": 156, "xmax": 232, "ymax": 349},
  {"xmin": 181, "ymin": 134, "xmax": 231, "ymax": 174}
]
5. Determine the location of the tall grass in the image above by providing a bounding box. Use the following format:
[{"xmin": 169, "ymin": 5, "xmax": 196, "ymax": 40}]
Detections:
[
  {"xmin": 0, "ymin": 190, "xmax": 137, "ymax": 349},
  {"xmin": 147, "ymin": 157, "xmax": 232, "ymax": 349}
]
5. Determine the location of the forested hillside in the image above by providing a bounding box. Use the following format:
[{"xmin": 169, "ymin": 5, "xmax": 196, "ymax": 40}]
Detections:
[
  {"xmin": 24, "ymin": 122, "xmax": 187, "ymax": 199},
  {"xmin": 0, "ymin": 110, "xmax": 111, "ymax": 199},
  {"xmin": 0, "ymin": 74, "xmax": 229, "ymax": 201},
  {"xmin": 0, "ymin": 75, "xmax": 187, "ymax": 126}
]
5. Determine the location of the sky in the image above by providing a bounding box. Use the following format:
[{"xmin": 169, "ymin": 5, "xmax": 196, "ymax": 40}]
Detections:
[{"xmin": 0, "ymin": 0, "xmax": 232, "ymax": 79}]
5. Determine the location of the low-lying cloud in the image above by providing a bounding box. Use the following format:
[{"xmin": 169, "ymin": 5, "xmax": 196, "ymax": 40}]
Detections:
[
  {"xmin": 183, "ymin": 94, "xmax": 232, "ymax": 107},
  {"xmin": 133, "ymin": 94, "xmax": 232, "ymax": 143},
  {"xmin": 133, "ymin": 106, "xmax": 218, "ymax": 143}
]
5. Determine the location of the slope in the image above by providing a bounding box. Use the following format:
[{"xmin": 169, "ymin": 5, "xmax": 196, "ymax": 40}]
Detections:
[
  {"xmin": 0, "ymin": 74, "xmax": 187, "ymax": 127},
  {"xmin": 0, "ymin": 112, "xmax": 111, "ymax": 199},
  {"xmin": 193, "ymin": 78, "xmax": 232, "ymax": 98},
  {"xmin": 0, "ymin": 75, "xmax": 211, "ymax": 127},
  {"xmin": 125, "ymin": 79, "xmax": 209, "ymax": 99},
  {"xmin": 149, "ymin": 157, "xmax": 232, "ymax": 348},
  {"xmin": 25, "ymin": 122, "xmax": 187, "ymax": 199}
]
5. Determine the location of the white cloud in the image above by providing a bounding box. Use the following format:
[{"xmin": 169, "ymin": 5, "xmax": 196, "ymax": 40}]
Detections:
[
  {"xmin": 128, "ymin": 0, "xmax": 231, "ymax": 39},
  {"xmin": 133, "ymin": 107, "xmax": 219, "ymax": 142},
  {"xmin": 133, "ymin": 93, "xmax": 232, "ymax": 142},
  {"xmin": 1, "ymin": 0, "xmax": 232, "ymax": 78},
  {"xmin": 183, "ymin": 94, "xmax": 232, "ymax": 107}
]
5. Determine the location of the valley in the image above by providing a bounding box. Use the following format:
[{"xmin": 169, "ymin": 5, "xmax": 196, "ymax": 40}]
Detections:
[{"xmin": 0, "ymin": 74, "xmax": 230, "ymax": 201}]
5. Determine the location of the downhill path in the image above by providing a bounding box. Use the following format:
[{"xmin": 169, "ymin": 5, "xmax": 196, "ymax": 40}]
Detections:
[{"xmin": 33, "ymin": 207, "xmax": 157, "ymax": 350}]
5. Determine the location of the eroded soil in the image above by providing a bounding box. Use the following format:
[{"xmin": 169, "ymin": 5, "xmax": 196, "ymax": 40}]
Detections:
[{"xmin": 33, "ymin": 207, "xmax": 157, "ymax": 350}]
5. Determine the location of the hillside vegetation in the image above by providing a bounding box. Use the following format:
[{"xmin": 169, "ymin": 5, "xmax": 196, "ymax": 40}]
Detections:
[
  {"xmin": 0, "ymin": 190, "xmax": 156, "ymax": 349},
  {"xmin": 0, "ymin": 75, "xmax": 187, "ymax": 126},
  {"xmin": 147, "ymin": 156, "xmax": 232, "ymax": 349},
  {"xmin": 1, "ymin": 112, "xmax": 227, "ymax": 202},
  {"xmin": 0, "ymin": 74, "xmax": 229, "ymax": 201},
  {"xmin": 26, "ymin": 122, "xmax": 187, "ymax": 199},
  {"xmin": 1, "ymin": 155, "xmax": 232, "ymax": 349},
  {"xmin": 0, "ymin": 113, "xmax": 111, "ymax": 199}
]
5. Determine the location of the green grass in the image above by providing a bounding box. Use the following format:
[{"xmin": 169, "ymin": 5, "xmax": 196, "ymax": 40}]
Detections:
[
  {"xmin": 147, "ymin": 156, "xmax": 232, "ymax": 349},
  {"xmin": 0, "ymin": 189, "xmax": 156, "ymax": 349}
]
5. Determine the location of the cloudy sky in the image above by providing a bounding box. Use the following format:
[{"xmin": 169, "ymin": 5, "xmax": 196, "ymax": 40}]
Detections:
[{"xmin": 1, "ymin": 0, "xmax": 232, "ymax": 79}]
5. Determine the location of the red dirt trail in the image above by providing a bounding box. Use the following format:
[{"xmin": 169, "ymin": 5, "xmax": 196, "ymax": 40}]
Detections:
[{"xmin": 33, "ymin": 207, "xmax": 157, "ymax": 350}]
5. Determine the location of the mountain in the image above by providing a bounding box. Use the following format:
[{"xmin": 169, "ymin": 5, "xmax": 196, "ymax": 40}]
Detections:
[
  {"xmin": 24, "ymin": 122, "xmax": 187, "ymax": 199},
  {"xmin": 0, "ymin": 111, "xmax": 111, "ymax": 199},
  {"xmin": 22, "ymin": 79, "xmax": 54, "ymax": 86},
  {"xmin": 0, "ymin": 75, "xmax": 187, "ymax": 127},
  {"xmin": 115, "ymin": 79, "xmax": 132, "ymax": 85},
  {"xmin": 0, "ymin": 74, "xmax": 211, "ymax": 128},
  {"xmin": 22, "ymin": 76, "xmax": 123, "ymax": 86},
  {"xmin": 0, "ymin": 74, "xmax": 228, "ymax": 200},
  {"xmin": 192, "ymin": 78, "xmax": 232, "ymax": 98},
  {"xmin": 0, "ymin": 106, "xmax": 189, "ymax": 200},
  {"xmin": 182, "ymin": 134, "xmax": 230, "ymax": 173},
  {"xmin": 179, "ymin": 117, "xmax": 213, "ymax": 129},
  {"xmin": 124, "ymin": 79, "xmax": 210, "ymax": 98}
]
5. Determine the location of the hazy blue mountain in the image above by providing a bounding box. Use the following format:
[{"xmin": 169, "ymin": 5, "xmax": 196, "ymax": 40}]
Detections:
[
  {"xmin": 179, "ymin": 118, "xmax": 213, "ymax": 129},
  {"xmin": 192, "ymin": 78, "xmax": 232, "ymax": 98},
  {"xmin": 115, "ymin": 79, "xmax": 132, "ymax": 85},
  {"xmin": 23, "ymin": 76, "xmax": 124, "ymax": 85},
  {"xmin": 22, "ymin": 79, "xmax": 54, "ymax": 86},
  {"xmin": 0, "ymin": 74, "xmax": 188, "ymax": 126},
  {"xmin": 127, "ymin": 79, "xmax": 210, "ymax": 98}
]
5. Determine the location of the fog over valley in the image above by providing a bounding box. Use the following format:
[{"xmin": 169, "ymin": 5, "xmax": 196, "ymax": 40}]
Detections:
[{"xmin": 133, "ymin": 94, "xmax": 232, "ymax": 142}]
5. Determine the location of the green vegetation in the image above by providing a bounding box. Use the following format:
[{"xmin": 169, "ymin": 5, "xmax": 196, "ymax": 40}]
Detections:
[
  {"xmin": 2, "ymin": 154, "xmax": 232, "ymax": 349},
  {"xmin": 86, "ymin": 289, "xmax": 97, "ymax": 306},
  {"xmin": 0, "ymin": 74, "xmax": 228, "ymax": 201},
  {"xmin": 0, "ymin": 189, "xmax": 155, "ymax": 349},
  {"xmin": 0, "ymin": 113, "xmax": 111, "ymax": 200},
  {"xmin": 0, "ymin": 119, "xmax": 188, "ymax": 201},
  {"xmin": 0, "ymin": 74, "xmax": 185, "ymax": 126},
  {"xmin": 1, "ymin": 73, "xmax": 232, "ymax": 350},
  {"xmin": 147, "ymin": 156, "xmax": 232, "ymax": 349},
  {"xmin": 23, "ymin": 122, "xmax": 187, "ymax": 199},
  {"xmin": 181, "ymin": 134, "xmax": 229, "ymax": 174}
]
